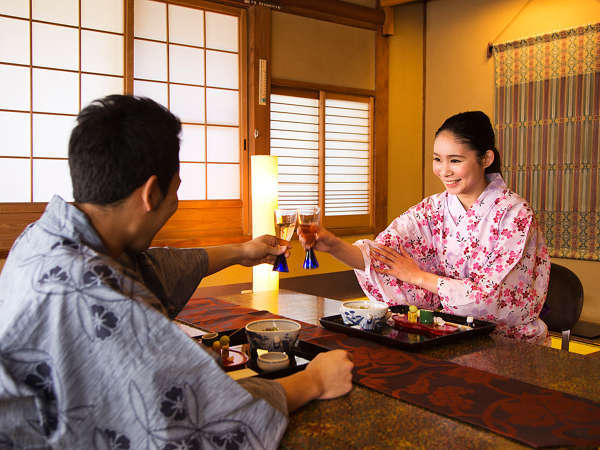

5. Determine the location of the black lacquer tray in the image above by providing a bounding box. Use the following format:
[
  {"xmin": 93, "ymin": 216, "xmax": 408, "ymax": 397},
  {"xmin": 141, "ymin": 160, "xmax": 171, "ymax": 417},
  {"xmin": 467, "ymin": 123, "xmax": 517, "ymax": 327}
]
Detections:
[
  {"xmin": 319, "ymin": 305, "xmax": 496, "ymax": 351},
  {"xmin": 179, "ymin": 321, "xmax": 327, "ymax": 379}
]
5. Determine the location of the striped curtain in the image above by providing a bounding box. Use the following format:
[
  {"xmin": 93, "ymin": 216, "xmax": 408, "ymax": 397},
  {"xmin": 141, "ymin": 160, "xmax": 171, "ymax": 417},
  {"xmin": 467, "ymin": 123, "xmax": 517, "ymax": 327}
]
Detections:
[{"xmin": 493, "ymin": 23, "xmax": 600, "ymax": 261}]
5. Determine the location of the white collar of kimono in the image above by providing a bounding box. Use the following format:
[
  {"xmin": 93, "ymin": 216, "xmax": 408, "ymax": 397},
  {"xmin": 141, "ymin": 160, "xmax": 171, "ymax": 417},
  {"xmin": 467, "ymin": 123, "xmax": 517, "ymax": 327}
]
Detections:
[{"xmin": 446, "ymin": 172, "xmax": 506, "ymax": 225}]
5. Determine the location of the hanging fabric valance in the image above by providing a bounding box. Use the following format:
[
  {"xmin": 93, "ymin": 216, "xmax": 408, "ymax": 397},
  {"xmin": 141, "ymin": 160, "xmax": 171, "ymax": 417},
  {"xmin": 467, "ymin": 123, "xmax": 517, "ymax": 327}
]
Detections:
[{"xmin": 492, "ymin": 23, "xmax": 600, "ymax": 261}]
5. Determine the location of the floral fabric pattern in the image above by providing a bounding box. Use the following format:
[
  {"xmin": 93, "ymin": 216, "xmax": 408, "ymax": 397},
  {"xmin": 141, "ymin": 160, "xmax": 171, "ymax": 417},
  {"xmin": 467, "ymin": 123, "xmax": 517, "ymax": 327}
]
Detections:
[
  {"xmin": 354, "ymin": 173, "xmax": 550, "ymax": 343},
  {"xmin": 0, "ymin": 195, "xmax": 288, "ymax": 449}
]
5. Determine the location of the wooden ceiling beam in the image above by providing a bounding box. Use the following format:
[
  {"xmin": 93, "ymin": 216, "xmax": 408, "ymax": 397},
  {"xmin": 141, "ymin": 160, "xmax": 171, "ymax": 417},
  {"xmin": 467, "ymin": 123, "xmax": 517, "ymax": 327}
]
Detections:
[
  {"xmin": 214, "ymin": 0, "xmax": 384, "ymax": 30},
  {"xmin": 380, "ymin": 0, "xmax": 419, "ymax": 7}
]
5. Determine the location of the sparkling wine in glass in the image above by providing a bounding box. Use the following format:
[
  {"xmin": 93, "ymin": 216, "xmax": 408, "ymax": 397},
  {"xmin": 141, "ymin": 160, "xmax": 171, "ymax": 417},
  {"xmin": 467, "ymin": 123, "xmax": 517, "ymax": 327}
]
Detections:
[
  {"xmin": 298, "ymin": 206, "xmax": 320, "ymax": 269},
  {"xmin": 273, "ymin": 209, "xmax": 297, "ymax": 272}
]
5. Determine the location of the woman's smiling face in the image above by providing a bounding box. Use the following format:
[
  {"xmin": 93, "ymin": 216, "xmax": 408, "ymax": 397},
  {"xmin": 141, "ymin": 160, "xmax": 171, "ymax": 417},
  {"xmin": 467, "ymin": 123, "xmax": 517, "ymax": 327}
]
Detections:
[{"xmin": 433, "ymin": 131, "xmax": 492, "ymax": 209}]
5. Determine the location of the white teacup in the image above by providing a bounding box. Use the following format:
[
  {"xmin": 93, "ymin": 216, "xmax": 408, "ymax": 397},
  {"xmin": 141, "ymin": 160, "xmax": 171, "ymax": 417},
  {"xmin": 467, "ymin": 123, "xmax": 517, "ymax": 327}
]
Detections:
[{"xmin": 340, "ymin": 300, "xmax": 389, "ymax": 331}]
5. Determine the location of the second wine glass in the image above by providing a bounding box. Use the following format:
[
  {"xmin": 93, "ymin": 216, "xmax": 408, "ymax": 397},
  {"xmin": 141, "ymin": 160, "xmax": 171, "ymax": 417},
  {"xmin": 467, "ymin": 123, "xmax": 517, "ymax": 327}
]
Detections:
[{"xmin": 298, "ymin": 206, "xmax": 320, "ymax": 269}]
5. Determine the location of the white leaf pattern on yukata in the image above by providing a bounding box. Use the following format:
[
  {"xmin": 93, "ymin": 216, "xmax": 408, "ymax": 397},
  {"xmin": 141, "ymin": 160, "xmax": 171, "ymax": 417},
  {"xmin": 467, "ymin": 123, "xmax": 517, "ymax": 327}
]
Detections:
[
  {"xmin": 183, "ymin": 383, "xmax": 200, "ymax": 426},
  {"xmin": 1, "ymin": 349, "xmax": 51, "ymax": 364},
  {"xmin": 129, "ymin": 381, "xmax": 150, "ymax": 430},
  {"xmin": 130, "ymin": 302, "xmax": 149, "ymax": 350},
  {"xmin": 150, "ymin": 425, "xmax": 198, "ymax": 441}
]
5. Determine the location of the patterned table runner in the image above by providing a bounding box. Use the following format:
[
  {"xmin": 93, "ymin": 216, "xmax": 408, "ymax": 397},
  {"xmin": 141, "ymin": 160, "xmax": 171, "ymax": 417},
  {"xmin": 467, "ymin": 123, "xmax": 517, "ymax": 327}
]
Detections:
[{"xmin": 177, "ymin": 297, "xmax": 600, "ymax": 448}]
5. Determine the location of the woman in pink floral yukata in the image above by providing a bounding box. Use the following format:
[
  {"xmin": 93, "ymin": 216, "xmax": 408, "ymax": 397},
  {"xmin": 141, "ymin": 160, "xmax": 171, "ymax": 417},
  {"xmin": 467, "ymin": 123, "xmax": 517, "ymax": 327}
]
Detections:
[{"xmin": 300, "ymin": 111, "xmax": 551, "ymax": 344}]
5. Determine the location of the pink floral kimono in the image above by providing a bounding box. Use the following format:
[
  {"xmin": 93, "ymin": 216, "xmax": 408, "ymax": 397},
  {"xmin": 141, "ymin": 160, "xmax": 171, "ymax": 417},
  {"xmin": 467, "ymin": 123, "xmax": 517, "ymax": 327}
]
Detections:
[{"xmin": 354, "ymin": 173, "xmax": 550, "ymax": 343}]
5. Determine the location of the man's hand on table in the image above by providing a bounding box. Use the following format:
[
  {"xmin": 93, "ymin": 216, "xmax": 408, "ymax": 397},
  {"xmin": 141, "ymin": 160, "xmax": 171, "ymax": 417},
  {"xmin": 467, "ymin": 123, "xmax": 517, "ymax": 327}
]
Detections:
[
  {"xmin": 305, "ymin": 350, "xmax": 354, "ymax": 399},
  {"xmin": 238, "ymin": 235, "xmax": 290, "ymax": 267},
  {"xmin": 275, "ymin": 349, "xmax": 354, "ymax": 412}
]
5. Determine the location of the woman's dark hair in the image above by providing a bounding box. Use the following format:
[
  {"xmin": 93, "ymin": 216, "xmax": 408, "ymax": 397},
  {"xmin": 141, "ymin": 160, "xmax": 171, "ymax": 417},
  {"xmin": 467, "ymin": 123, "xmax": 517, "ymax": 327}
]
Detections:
[
  {"xmin": 69, "ymin": 95, "xmax": 181, "ymax": 204},
  {"xmin": 435, "ymin": 111, "xmax": 502, "ymax": 174}
]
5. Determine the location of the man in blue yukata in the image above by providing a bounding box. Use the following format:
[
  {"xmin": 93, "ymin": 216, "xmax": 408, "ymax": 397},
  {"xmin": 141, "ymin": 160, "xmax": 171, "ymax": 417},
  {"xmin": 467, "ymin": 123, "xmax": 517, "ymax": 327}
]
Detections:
[{"xmin": 0, "ymin": 95, "xmax": 353, "ymax": 449}]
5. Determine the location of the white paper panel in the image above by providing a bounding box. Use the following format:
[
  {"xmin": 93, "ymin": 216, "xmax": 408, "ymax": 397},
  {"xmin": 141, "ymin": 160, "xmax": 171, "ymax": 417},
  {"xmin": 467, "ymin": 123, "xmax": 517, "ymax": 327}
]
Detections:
[
  {"xmin": 0, "ymin": 158, "xmax": 30, "ymax": 202},
  {"xmin": 0, "ymin": 112, "xmax": 30, "ymax": 157},
  {"xmin": 81, "ymin": 74, "xmax": 123, "ymax": 108},
  {"xmin": 207, "ymin": 126, "xmax": 238, "ymax": 163},
  {"xmin": 178, "ymin": 162, "xmax": 205, "ymax": 200},
  {"xmin": 180, "ymin": 124, "xmax": 205, "ymax": 162},
  {"xmin": 325, "ymin": 106, "xmax": 368, "ymax": 118},
  {"xmin": 134, "ymin": 39, "xmax": 166, "ymax": 81},
  {"xmin": 168, "ymin": 4, "xmax": 203, "ymax": 47},
  {"xmin": 0, "ymin": 65, "xmax": 30, "ymax": 110},
  {"xmin": 271, "ymin": 130, "xmax": 318, "ymax": 141},
  {"xmin": 170, "ymin": 84, "xmax": 204, "ymax": 123},
  {"xmin": 271, "ymin": 103, "xmax": 318, "ymax": 115},
  {"xmin": 206, "ymin": 88, "xmax": 238, "ymax": 125},
  {"xmin": 326, "ymin": 115, "xmax": 368, "ymax": 126},
  {"xmin": 0, "ymin": 17, "xmax": 30, "ymax": 64},
  {"xmin": 33, "ymin": 114, "xmax": 75, "ymax": 157},
  {"xmin": 133, "ymin": 80, "xmax": 167, "ymax": 107},
  {"xmin": 169, "ymin": 45, "xmax": 204, "ymax": 85},
  {"xmin": 82, "ymin": 30, "xmax": 123, "ymax": 75},
  {"xmin": 33, "ymin": 158, "xmax": 73, "ymax": 201},
  {"xmin": 270, "ymin": 138, "xmax": 317, "ymax": 150},
  {"xmin": 279, "ymin": 174, "xmax": 318, "ymax": 184},
  {"xmin": 325, "ymin": 132, "xmax": 368, "ymax": 142},
  {"xmin": 275, "ymin": 156, "xmax": 316, "ymax": 167},
  {"xmin": 326, "ymin": 123, "xmax": 368, "ymax": 134},
  {"xmin": 207, "ymin": 164, "xmax": 239, "ymax": 199},
  {"xmin": 33, "ymin": 23, "xmax": 78, "ymax": 70},
  {"xmin": 81, "ymin": 0, "xmax": 123, "ymax": 33},
  {"xmin": 326, "ymin": 98, "xmax": 368, "ymax": 110},
  {"xmin": 326, "ymin": 141, "xmax": 368, "ymax": 150},
  {"xmin": 0, "ymin": 1, "xmax": 29, "ymax": 18},
  {"xmin": 134, "ymin": 0, "xmax": 166, "ymax": 40},
  {"xmin": 271, "ymin": 112, "xmax": 319, "ymax": 124},
  {"xmin": 205, "ymin": 12, "xmax": 238, "ymax": 52},
  {"xmin": 271, "ymin": 94, "xmax": 318, "ymax": 107},
  {"xmin": 271, "ymin": 148, "xmax": 318, "ymax": 158},
  {"xmin": 206, "ymin": 51, "xmax": 238, "ymax": 89},
  {"xmin": 271, "ymin": 121, "xmax": 318, "ymax": 133},
  {"xmin": 325, "ymin": 173, "xmax": 368, "ymax": 182},
  {"xmin": 325, "ymin": 182, "xmax": 368, "ymax": 191},
  {"xmin": 33, "ymin": 68, "xmax": 78, "ymax": 114},
  {"xmin": 32, "ymin": 0, "xmax": 78, "ymax": 26},
  {"xmin": 324, "ymin": 149, "xmax": 368, "ymax": 158},
  {"xmin": 279, "ymin": 165, "xmax": 318, "ymax": 175}
]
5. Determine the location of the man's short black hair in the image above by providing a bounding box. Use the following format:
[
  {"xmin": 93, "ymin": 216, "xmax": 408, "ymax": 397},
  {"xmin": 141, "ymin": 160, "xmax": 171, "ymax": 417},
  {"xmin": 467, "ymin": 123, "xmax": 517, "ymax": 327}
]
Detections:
[{"xmin": 69, "ymin": 95, "xmax": 181, "ymax": 204}]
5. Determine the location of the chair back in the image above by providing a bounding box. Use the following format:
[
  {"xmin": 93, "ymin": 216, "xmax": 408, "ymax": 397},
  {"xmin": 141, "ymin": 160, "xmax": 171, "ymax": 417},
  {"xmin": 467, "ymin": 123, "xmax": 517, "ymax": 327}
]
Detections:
[{"xmin": 540, "ymin": 263, "xmax": 584, "ymax": 332}]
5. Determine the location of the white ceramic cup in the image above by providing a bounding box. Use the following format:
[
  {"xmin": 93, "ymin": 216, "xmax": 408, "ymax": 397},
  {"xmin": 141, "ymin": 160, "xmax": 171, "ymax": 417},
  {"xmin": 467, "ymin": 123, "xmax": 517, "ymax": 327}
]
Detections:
[
  {"xmin": 257, "ymin": 352, "xmax": 290, "ymax": 372},
  {"xmin": 340, "ymin": 300, "xmax": 389, "ymax": 331}
]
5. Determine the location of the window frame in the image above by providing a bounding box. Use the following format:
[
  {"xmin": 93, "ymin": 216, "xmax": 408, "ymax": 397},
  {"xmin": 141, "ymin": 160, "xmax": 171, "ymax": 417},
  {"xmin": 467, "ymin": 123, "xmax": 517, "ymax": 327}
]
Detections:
[
  {"xmin": 271, "ymin": 81, "xmax": 375, "ymax": 236},
  {"xmin": 0, "ymin": 0, "xmax": 249, "ymax": 256}
]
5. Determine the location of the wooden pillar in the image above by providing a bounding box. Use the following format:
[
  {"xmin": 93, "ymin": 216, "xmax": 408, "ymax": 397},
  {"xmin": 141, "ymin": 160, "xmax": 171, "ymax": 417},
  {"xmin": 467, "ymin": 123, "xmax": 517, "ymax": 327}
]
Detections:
[
  {"xmin": 374, "ymin": 28, "xmax": 389, "ymax": 233},
  {"xmin": 248, "ymin": 5, "xmax": 272, "ymax": 156}
]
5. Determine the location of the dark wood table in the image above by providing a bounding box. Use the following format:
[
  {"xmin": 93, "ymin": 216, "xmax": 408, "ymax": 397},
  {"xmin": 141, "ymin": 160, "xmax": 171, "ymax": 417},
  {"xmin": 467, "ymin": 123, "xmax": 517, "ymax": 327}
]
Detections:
[{"xmin": 205, "ymin": 289, "xmax": 600, "ymax": 449}]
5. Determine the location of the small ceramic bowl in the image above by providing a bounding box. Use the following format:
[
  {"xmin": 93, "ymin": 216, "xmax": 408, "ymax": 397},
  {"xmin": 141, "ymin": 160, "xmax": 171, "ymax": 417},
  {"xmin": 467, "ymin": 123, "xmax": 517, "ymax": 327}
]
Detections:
[
  {"xmin": 200, "ymin": 332, "xmax": 219, "ymax": 347},
  {"xmin": 257, "ymin": 352, "xmax": 290, "ymax": 372},
  {"xmin": 245, "ymin": 319, "xmax": 301, "ymax": 352},
  {"xmin": 340, "ymin": 300, "xmax": 389, "ymax": 330}
]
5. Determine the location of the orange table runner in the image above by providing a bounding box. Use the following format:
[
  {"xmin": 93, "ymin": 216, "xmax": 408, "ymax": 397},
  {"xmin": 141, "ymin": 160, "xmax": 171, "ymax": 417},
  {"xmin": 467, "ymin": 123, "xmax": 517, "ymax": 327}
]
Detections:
[{"xmin": 177, "ymin": 297, "xmax": 600, "ymax": 448}]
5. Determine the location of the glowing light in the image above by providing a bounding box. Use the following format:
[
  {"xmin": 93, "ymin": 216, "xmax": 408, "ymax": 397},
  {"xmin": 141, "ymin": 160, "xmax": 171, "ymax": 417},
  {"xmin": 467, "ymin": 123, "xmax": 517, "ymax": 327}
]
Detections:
[{"xmin": 251, "ymin": 155, "xmax": 279, "ymax": 292}]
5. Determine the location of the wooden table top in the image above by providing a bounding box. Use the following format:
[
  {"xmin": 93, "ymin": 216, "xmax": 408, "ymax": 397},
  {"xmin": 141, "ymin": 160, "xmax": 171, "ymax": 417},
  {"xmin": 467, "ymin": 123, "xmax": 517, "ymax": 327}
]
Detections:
[{"xmin": 209, "ymin": 289, "xmax": 600, "ymax": 449}]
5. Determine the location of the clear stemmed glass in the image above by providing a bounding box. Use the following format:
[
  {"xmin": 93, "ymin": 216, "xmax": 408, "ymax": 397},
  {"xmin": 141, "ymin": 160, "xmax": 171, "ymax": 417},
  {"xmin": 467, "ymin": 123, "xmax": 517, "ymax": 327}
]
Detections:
[
  {"xmin": 298, "ymin": 206, "xmax": 320, "ymax": 269},
  {"xmin": 273, "ymin": 209, "xmax": 297, "ymax": 272}
]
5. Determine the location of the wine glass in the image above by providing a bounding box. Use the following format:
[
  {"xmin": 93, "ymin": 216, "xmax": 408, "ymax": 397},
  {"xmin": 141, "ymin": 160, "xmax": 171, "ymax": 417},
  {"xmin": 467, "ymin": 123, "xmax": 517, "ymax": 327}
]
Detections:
[
  {"xmin": 273, "ymin": 209, "xmax": 297, "ymax": 272},
  {"xmin": 298, "ymin": 206, "xmax": 320, "ymax": 269}
]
